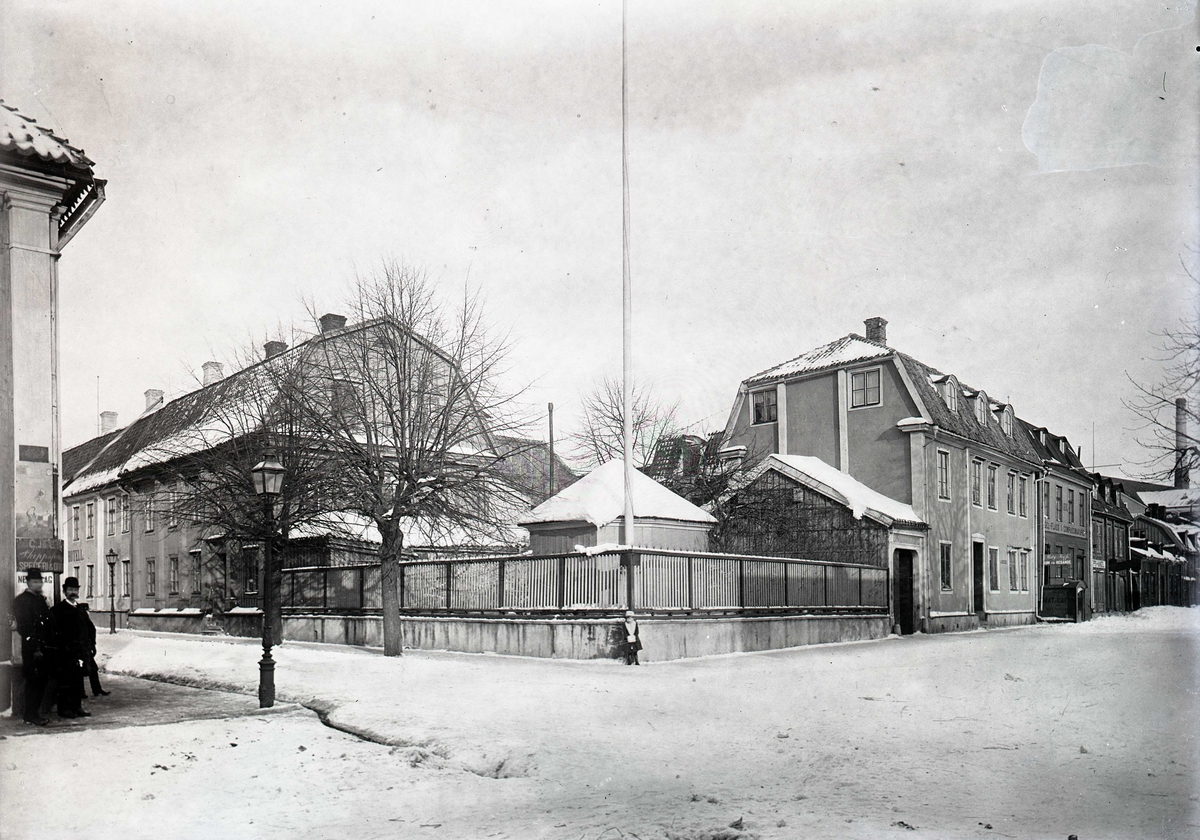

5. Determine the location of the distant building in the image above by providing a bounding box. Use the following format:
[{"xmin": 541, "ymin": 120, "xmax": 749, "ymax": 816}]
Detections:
[
  {"xmin": 718, "ymin": 317, "xmax": 1041, "ymax": 634},
  {"xmin": 1090, "ymin": 474, "xmax": 1134, "ymax": 613}
]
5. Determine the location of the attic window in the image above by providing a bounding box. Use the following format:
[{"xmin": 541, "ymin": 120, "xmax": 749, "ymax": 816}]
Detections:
[
  {"xmin": 751, "ymin": 389, "xmax": 777, "ymax": 424},
  {"xmin": 933, "ymin": 375, "xmax": 959, "ymax": 413},
  {"xmin": 974, "ymin": 391, "xmax": 988, "ymax": 425},
  {"xmin": 999, "ymin": 406, "xmax": 1013, "ymax": 437}
]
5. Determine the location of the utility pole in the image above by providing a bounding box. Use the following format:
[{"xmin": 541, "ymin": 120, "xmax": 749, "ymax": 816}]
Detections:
[{"xmin": 548, "ymin": 402, "xmax": 556, "ymax": 497}]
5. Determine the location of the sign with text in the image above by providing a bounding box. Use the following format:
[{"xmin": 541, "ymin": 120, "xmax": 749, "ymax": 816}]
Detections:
[{"xmin": 16, "ymin": 538, "xmax": 65, "ymax": 573}]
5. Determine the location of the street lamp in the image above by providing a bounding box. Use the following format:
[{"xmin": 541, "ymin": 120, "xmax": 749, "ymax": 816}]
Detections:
[
  {"xmin": 106, "ymin": 548, "xmax": 118, "ymax": 634},
  {"xmin": 251, "ymin": 451, "xmax": 285, "ymax": 708}
]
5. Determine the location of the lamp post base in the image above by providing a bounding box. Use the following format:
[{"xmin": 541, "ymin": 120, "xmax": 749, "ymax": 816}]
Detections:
[{"xmin": 258, "ymin": 646, "xmax": 275, "ymax": 708}]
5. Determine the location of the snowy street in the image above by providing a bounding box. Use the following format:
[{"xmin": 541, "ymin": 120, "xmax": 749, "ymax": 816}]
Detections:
[{"xmin": 2, "ymin": 608, "xmax": 1197, "ymax": 840}]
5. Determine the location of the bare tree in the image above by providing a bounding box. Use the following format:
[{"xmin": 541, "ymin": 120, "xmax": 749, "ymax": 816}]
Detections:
[
  {"xmin": 568, "ymin": 375, "xmax": 679, "ymax": 469},
  {"xmin": 287, "ymin": 261, "xmax": 532, "ymax": 655},
  {"xmin": 1125, "ymin": 254, "xmax": 1200, "ymax": 485}
]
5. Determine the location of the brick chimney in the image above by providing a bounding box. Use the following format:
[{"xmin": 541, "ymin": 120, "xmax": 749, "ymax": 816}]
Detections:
[
  {"xmin": 202, "ymin": 361, "xmax": 224, "ymax": 386},
  {"xmin": 319, "ymin": 313, "xmax": 348, "ymax": 333},
  {"xmin": 100, "ymin": 411, "xmax": 119, "ymax": 434},
  {"xmin": 144, "ymin": 389, "xmax": 164, "ymax": 411},
  {"xmin": 1175, "ymin": 397, "xmax": 1190, "ymax": 489},
  {"xmin": 864, "ymin": 317, "xmax": 888, "ymax": 344},
  {"xmin": 263, "ymin": 340, "xmax": 288, "ymax": 359}
]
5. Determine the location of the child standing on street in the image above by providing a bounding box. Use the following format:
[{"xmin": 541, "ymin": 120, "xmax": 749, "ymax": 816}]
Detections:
[{"xmin": 622, "ymin": 610, "xmax": 641, "ymax": 665}]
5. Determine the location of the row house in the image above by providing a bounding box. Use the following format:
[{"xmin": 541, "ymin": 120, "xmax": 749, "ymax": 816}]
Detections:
[
  {"xmin": 718, "ymin": 317, "xmax": 1041, "ymax": 634},
  {"xmin": 1019, "ymin": 421, "xmax": 1094, "ymax": 620},
  {"xmin": 1090, "ymin": 474, "xmax": 1134, "ymax": 613}
]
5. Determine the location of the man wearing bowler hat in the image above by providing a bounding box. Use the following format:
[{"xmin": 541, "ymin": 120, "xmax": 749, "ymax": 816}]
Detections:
[
  {"xmin": 12, "ymin": 568, "xmax": 54, "ymax": 725},
  {"xmin": 51, "ymin": 577, "xmax": 91, "ymax": 719}
]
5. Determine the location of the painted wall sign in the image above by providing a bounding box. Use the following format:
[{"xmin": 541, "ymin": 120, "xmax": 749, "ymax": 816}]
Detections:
[{"xmin": 16, "ymin": 538, "xmax": 65, "ymax": 573}]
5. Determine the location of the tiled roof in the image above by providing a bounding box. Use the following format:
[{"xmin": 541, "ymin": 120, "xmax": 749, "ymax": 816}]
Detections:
[
  {"xmin": 1, "ymin": 101, "xmax": 93, "ymax": 169},
  {"xmin": 745, "ymin": 334, "xmax": 890, "ymax": 385},
  {"xmin": 1017, "ymin": 418, "xmax": 1089, "ymax": 477},
  {"xmin": 893, "ymin": 353, "xmax": 1041, "ymax": 466}
]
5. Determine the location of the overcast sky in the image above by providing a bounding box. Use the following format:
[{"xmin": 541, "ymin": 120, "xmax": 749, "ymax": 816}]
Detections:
[{"xmin": 3, "ymin": 0, "xmax": 1196, "ymax": 475}]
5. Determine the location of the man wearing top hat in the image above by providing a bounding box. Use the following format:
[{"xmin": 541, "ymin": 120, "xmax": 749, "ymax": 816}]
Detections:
[
  {"xmin": 12, "ymin": 568, "xmax": 55, "ymax": 725},
  {"xmin": 51, "ymin": 577, "xmax": 91, "ymax": 719}
]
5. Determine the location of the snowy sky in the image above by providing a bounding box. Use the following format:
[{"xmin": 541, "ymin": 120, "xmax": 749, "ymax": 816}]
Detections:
[{"xmin": 2, "ymin": 0, "xmax": 1196, "ymax": 475}]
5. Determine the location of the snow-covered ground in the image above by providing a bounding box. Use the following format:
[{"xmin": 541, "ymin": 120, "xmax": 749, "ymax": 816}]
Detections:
[{"xmin": 3, "ymin": 607, "xmax": 1197, "ymax": 839}]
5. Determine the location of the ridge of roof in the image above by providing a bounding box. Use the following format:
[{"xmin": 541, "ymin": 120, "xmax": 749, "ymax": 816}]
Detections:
[{"xmin": 744, "ymin": 334, "xmax": 890, "ymax": 385}]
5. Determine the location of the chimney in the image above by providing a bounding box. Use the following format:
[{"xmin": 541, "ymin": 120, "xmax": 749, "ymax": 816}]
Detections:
[
  {"xmin": 100, "ymin": 411, "xmax": 119, "ymax": 434},
  {"xmin": 864, "ymin": 317, "xmax": 888, "ymax": 344},
  {"xmin": 144, "ymin": 389, "xmax": 164, "ymax": 411},
  {"xmin": 264, "ymin": 340, "xmax": 288, "ymax": 359},
  {"xmin": 202, "ymin": 361, "xmax": 225, "ymax": 386},
  {"xmin": 319, "ymin": 313, "xmax": 348, "ymax": 333},
  {"xmin": 1176, "ymin": 397, "xmax": 1190, "ymax": 489}
]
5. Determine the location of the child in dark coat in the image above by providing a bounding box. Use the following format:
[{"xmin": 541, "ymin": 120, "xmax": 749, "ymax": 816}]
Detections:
[{"xmin": 622, "ymin": 610, "xmax": 641, "ymax": 665}]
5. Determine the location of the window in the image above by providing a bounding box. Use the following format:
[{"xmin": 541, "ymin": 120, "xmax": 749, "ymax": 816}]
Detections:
[
  {"xmin": 106, "ymin": 497, "xmax": 117, "ymax": 536},
  {"xmin": 940, "ymin": 543, "xmax": 953, "ymax": 591},
  {"xmin": 71, "ymin": 505, "xmax": 80, "ymax": 541},
  {"xmin": 168, "ymin": 487, "xmax": 179, "ymax": 530},
  {"xmin": 190, "ymin": 550, "xmax": 202, "ymax": 595},
  {"xmin": 86, "ymin": 503, "xmax": 95, "ymax": 539},
  {"xmin": 1079, "ymin": 491, "xmax": 1087, "ymax": 525},
  {"xmin": 946, "ymin": 378, "xmax": 958, "ymax": 413},
  {"xmin": 1019, "ymin": 476, "xmax": 1028, "ymax": 517},
  {"xmin": 120, "ymin": 496, "xmax": 130, "ymax": 533},
  {"xmin": 244, "ymin": 548, "xmax": 260, "ymax": 594},
  {"xmin": 987, "ymin": 465, "xmax": 997, "ymax": 509},
  {"xmin": 850, "ymin": 369, "xmax": 881, "ymax": 408},
  {"xmin": 1055, "ymin": 485, "xmax": 1063, "ymax": 521},
  {"xmin": 1008, "ymin": 549, "xmax": 1018, "ymax": 591},
  {"xmin": 121, "ymin": 560, "xmax": 130, "ymax": 597},
  {"xmin": 988, "ymin": 548, "xmax": 999, "ymax": 591},
  {"xmin": 1043, "ymin": 482, "xmax": 1050, "ymax": 519},
  {"xmin": 86, "ymin": 564, "xmax": 95, "ymax": 598},
  {"xmin": 1000, "ymin": 407, "xmax": 1013, "ymax": 437},
  {"xmin": 751, "ymin": 389, "xmax": 777, "ymax": 424},
  {"xmin": 1020, "ymin": 550, "xmax": 1030, "ymax": 592},
  {"xmin": 144, "ymin": 494, "xmax": 155, "ymax": 533},
  {"xmin": 937, "ymin": 450, "xmax": 951, "ymax": 500},
  {"xmin": 1067, "ymin": 489, "xmax": 1075, "ymax": 524},
  {"xmin": 1006, "ymin": 473, "xmax": 1016, "ymax": 514},
  {"xmin": 146, "ymin": 559, "xmax": 157, "ymax": 596},
  {"xmin": 971, "ymin": 460, "xmax": 982, "ymax": 506},
  {"xmin": 168, "ymin": 555, "xmax": 180, "ymax": 594},
  {"xmin": 975, "ymin": 392, "xmax": 988, "ymax": 424}
]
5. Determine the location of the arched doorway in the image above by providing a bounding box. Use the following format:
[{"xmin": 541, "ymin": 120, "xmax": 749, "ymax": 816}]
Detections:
[{"xmin": 893, "ymin": 549, "xmax": 918, "ymax": 635}]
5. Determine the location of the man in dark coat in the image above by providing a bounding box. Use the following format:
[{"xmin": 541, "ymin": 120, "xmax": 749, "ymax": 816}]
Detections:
[
  {"xmin": 78, "ymin": 603, "xmax": 109, "ymax": 697},
  {"xmin": 12, "ymin": 568, "xmax": 54, "ymax": 725},
  {"xmin": 51, "ymin": 577, "xmax": 91, "ymax": 719}
]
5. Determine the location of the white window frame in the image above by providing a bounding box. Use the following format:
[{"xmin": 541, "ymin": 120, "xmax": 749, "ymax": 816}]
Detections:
[
  {"xmin": 85, "ymin": 502, "xmax": 95, "ymax": 540},
  {"xmin": 120, "ymin": 495, "xmax": 131, "ymax": 533},
  {"xmin": 751, "ymin": 389, "xmax": 778, "ymax": 425},
  {"xmin": 988, "ymin": 547, "xmax": 1000, "ymax": 592},
  {"xmin": 121, "ymin": 560, "xmax": 130, "ymax": 597},
  {"xmin": 71, "ymin": 505, "xmax": 80, "ymax": 541},
  {"xmin": 987, "ymin": 464, "xmax": 998, "ymax": 510},
  {"xmin": 849, "ymin": 367, "xmax": 882, "ymax": 409},
  {"xmin": 937, "ymin": 450, "xmax": 951, "ymax": 500},
  {"xmin": 1067, "ymin": 488, "xmax": 1075, "ymax": 524},
  {"xmin": 1006, "ymin": 472, "xmax": 1017, "ymax": 515},
  {"xmin": 168, "ymin": 555, "xmax": 180, "ymax": 594},
  {"xmin": 146, "ymin": 558, "xmax": 156, "ymax": 596},
  {"xmin": 939, "ymin": 541, "xmax": 953, "ymax": 591},
  {"xmin": 1007, "ymin": 548, "xmax": 1019, "ymax": 591},
  {"xmin": 1019, "ymin": 476, "xmax": 1028, "ymax": 518}
]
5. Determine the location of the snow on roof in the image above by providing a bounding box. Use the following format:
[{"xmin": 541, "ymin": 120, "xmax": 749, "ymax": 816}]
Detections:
[
  {"xmin": 745, "ymin": 335, "xmax": 890, "ymax": 385},
  {"xmin": 519, "ymin": 459, "xmax": 717, "ymax": 528},
  {"xmin": 758, "ymin": 454, "xmax": 924, "ymax": 526},
  {"xmin": 1138, "ymin": 488, "xmax": 1200, "ymax": 510},
  {"xmin": 1, "ymin": 101, "xmax": 93, "ymax": 168}
]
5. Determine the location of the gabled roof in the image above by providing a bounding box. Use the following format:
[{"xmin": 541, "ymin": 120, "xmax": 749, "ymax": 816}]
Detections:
[
  {"xmin": 1, "ymin": 101, "xmax": 94, "ymax": 169},
  {"xmin": 745, "ymin": 334, "xmax": 890, "ymax": 385},
  {"xmin": 738, "ymin": 330, "xmax": 1041, "ymax": 467},
  {"xmin": 1139, "ymin": 487, "xmax": 1200, "ymax": 511},
  {"xmin": 1017, "ymin": 418, "xmax": 1089, "ymax": 479},
  {"xmin": 519, "ymin": 459, "xmax": 717, "ymax": 528},
  {"xmin": 740, "ymin": 454, "xmax": 925, "ymax": 529}
]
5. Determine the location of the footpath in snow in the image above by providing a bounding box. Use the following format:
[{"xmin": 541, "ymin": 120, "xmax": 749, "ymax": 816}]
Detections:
[{"xmin": 2, "ymin": 607, "xmax": 1197, "ymax": 840}]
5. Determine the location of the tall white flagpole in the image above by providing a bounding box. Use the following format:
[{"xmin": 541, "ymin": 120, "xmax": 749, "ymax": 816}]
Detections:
[{"xmin": 621, "ymin": 0, "xmax": 635, "ymax": 548}]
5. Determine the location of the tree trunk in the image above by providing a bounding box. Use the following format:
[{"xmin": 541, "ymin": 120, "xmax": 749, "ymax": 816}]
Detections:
[{"xmin": 380, "ymin": 530, "xmax": 404, "ymax": 656}]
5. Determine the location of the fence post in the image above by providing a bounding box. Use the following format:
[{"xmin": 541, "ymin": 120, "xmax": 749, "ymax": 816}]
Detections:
[
  {"xmin": 497, "ymin": 559, "xmax": 505, "ymax": 610},
  {"xmin": 823, "ymin": 564, "xmax": 829, "ymax": 607},
  {"xmin": 687, "ymin": 555, "xmax": 694, "ymax": 610},
  {"xmin": 557, "ymin": 556, "xmax": 567, "ymax": 610},
  {"xmin": 445, "ymin": 562, "xmax": 453, "ymax": 611},
  {"xmin": 398, "ymin": 564, "xmax": 406, "ymax": 611},
  {"xmin": 322, "ymin": 568, "xmax": 329, "ymax": 611},
  {"xmin": 738, "ymin": 558, "xmax": 745, "ymax": 610},
  {"xmin": 784, "ymin": 562, "xmax": 791, "ymax": 608},
  {"xmin": 857, "ymin": 567, "xmax": 863, "ymax": 607},
  {"xmin": 622, "ymin": 551, "xmax": 639, "ymax": 611}
]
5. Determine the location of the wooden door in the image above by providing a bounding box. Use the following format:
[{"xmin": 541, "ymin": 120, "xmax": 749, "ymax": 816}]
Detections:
[
  {"xmin": 894, "ymin": 550, "xmax": 916, "ymax": 635},
  {"xmin": 972, "ymin": 542, "xmax": 985, "ymax": 615}
]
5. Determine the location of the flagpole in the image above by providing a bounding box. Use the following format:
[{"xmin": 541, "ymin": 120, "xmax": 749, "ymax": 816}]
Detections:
[{"xmin": 621, "ymin": 0, "xmax": 635, "ymax": 549}]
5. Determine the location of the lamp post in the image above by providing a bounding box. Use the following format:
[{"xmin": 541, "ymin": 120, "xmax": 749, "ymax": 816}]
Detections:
[
  {"xmin": 251, "ymin": 451, "xmax": 285, "ymax": 708},
  {"xmin": 106, "ymin": 548, "xmax": 118, "ymax": 634}
]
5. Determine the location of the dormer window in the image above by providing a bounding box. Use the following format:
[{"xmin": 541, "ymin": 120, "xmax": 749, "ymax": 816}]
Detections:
[
  {"xmin": 997, "ymin": 405, "xmax": 1013, "ymax": 437},
  {"xmin": 850, "ymin": 368, "xmax": 881, "ymax": 408},
  {"xmin": 931, "ymin": 374, "xmax": 959, "ymax": 413},
  {"xmin": 974, "ymin": 390, "xmax": 989, "ymax": 425}
]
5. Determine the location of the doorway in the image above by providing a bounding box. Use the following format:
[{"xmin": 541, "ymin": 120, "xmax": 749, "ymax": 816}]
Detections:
[
  {"xmin": 972, "ymin": 541, "xmax": 985, "ymax": 615},
  {"xmin": 893, "ymin": 549, "xmax": 917, "ymax": 635}
]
